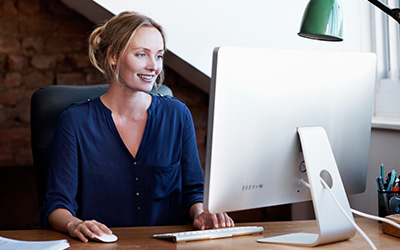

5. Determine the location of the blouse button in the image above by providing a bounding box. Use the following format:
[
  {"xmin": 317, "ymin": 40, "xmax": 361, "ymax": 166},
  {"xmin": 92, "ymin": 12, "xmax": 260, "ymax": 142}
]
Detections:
[
  {"xmin": 136, "ymin": 192, "xmax": 140, "ymax": 196},
  {"xmin": 133, "ymin": 162, "xmax": 137, "ymax": 166},
  {"xmin": 137, "ymin": 207, "xmax": 141, "ymax": 210}
]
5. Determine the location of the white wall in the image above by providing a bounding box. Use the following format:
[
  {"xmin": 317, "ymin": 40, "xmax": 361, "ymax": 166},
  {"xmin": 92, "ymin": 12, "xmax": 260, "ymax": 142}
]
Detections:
[
  {"xmin": 63, "ymin": 0, "xmax": 372, "ymax": 92},
  {"xmin": 350, "ymin": 129, "xmax": 400, "ymax": 216},
  {"xmin": 93, "ymin": 0, "xmax": 370, "ymax": 77}
]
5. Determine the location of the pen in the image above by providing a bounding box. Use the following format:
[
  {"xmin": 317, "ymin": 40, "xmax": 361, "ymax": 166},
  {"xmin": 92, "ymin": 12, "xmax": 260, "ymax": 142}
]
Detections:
[
  {"xmin": 377, "ymin": 177, "xmax": 382, "ymax": 192},
  {"xmin": 377, "ymin": 176, "xmax": 390, "ymax": 215},
  {"xmin": 377, "ymin": 177, "xmax": 384, "ymax": 205},
  {"xmin": 393, "ymin": 177, "xmax": 400, "ymax": 193},
  {"xmin": 381, "ymin": 163, "xmax": 384, "ymax": 178},
  {"xmin": 387, "ymin": 170, "xmax": 397, "ymax": 191}
]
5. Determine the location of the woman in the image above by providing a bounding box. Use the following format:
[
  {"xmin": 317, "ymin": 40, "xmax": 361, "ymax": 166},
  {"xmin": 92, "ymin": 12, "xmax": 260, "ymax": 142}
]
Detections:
[{"xmin": 40, "ymin": 11, "xmax": 234, "ymax": 243}]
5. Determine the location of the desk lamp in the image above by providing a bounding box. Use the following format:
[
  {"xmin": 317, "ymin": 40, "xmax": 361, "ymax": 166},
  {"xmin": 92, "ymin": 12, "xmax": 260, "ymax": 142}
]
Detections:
[{"xmin": 299, "ymin": 0, "xmax": 400, "ymax": 41}]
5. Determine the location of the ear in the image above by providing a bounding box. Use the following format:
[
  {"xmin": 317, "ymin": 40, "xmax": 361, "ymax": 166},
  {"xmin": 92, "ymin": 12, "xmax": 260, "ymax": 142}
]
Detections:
[{"xmin": 107, "ymin": 46, "xmax": 117, "ymax": 65}]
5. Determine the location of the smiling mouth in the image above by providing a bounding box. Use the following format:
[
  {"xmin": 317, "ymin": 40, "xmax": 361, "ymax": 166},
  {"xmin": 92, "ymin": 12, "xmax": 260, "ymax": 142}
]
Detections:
[{"xmin": 138, "ymin": 74, "xmax": 154, "ymax": 81}]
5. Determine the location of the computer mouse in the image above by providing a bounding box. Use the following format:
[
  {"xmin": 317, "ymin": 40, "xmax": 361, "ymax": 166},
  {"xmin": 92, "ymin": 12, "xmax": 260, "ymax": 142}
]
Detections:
[{"xmin": 92, "ymin": 231, "xmax": 118, "ymax": 243}]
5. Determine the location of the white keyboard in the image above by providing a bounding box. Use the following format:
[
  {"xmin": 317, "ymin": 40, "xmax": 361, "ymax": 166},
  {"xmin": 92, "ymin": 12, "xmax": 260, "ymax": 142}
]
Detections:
[{"xmin": 153, "ymin": 226, "xmax": 264, "ymax": 243}]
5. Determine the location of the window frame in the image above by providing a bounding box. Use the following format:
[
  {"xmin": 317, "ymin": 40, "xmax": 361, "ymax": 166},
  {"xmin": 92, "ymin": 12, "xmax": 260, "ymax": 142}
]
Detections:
[{"xmin": 370, "ymin": 0, "xmax": 400, "ymax": 130}]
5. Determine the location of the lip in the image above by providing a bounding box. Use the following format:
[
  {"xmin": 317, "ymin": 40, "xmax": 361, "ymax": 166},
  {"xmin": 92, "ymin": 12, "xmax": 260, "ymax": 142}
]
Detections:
[{"xmin": 137, "ymin": 74, "xmax": 155, "ymax": 82}]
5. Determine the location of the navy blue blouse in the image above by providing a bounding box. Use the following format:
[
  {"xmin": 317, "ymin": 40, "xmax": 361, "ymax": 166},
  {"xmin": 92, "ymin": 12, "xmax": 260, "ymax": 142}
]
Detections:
[{"xmin": 40, "ymin": 95, "xmax": 204, "ymax": 228}]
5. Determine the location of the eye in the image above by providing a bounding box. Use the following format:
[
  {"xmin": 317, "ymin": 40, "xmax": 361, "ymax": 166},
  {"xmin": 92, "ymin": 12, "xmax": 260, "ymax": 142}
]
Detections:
[
  {"xmin": 137, "ymin": 53, "xmax": 146, "ymax": 58},
  {"xmin": 156, "ymin": 54, "xmax": 164, "ymax": 60}
]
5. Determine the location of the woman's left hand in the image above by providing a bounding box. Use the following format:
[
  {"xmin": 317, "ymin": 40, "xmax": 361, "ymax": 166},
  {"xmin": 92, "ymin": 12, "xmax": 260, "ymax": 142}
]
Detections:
[
  {"xmin": 190, "ymin": 203, "xmax": 235, "ymax": 230},
  {"xmin": 193, "ymin": 211, "xmax": 235, "ymax": 230}
]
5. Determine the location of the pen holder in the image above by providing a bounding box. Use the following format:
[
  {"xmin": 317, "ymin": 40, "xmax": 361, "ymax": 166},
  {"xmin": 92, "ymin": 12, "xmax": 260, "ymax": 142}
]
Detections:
[{"xmin": 378, "ymin": 190, "xmax": 400, "ymax": 217}]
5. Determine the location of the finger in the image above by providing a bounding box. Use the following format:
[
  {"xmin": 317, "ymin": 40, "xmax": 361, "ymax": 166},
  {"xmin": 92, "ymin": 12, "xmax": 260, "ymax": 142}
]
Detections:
[
  {"xmin": 90, "ymin": 220, "xmax": 112, "ymax": 235},
  {"xmin": 76, "ymin": 232, "xmax": 89, "ymax": 243},
  {"xmin": 224, "ymin": 213, "xmax": 234, "ymax": 227},
  {"xmin": 70, "ymin": 226, "xmax": 89, "ymax": 243},
  {"xmin": 229, "ymin": 215, "xmax": 235, "ymax": 227},
  {"xmin": 193, "ymin": 216, "xmax": 206, "ymax": 230},
  {"xmin": 211, "ymin": 213, "xmax": 219, "ymax": 228},
  {"xmin": 97, "ymin": 222, "xmax": 112, "ymax": 235},
  {"xmin": 221, "ymin": 213, "xmax": 230, "ymax": 227},
  {"xmin": 216, "ymin": 213, "xmax": 226, "ymax": 227},
  {"xmin": 85, "ymin": 220, "xmax": 103, "ymax": 237},
  {"xmin": 223, "ymin": 213, "xmax": 231, "ymax": 227}
]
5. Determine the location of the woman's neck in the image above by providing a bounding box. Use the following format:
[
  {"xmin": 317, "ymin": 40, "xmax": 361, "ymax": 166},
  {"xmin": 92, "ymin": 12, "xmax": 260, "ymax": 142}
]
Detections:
[{"xmin": 100, "ymin": 83, "xmax": 152, "ymax": 120}]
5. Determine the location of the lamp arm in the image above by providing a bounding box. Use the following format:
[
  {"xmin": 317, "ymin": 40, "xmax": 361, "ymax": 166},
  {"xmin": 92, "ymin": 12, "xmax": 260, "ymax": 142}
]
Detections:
[{"xmin": 368, "ymin": 0, "xmax": 400, "ymax": 24}]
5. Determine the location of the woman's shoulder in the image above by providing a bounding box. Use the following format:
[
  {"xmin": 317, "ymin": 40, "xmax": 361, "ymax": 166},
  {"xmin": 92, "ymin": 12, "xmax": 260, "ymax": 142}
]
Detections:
[
  {"xmin": 151, "ymin": 95, "xmax": 193, "ymax": 121},
  {"xmin": 61, "ymin": 97, "xmax": 102, "ymax": 119},
  {"xmin": 153, "ymin": 94, "xmax": 188, "ymax": 111}
]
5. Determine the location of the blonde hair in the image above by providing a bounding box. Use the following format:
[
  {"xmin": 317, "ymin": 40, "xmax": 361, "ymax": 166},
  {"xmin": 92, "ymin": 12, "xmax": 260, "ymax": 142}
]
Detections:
[{"xmin": 88, "ymin": 11, "xmax": 166, "ymax": 87}]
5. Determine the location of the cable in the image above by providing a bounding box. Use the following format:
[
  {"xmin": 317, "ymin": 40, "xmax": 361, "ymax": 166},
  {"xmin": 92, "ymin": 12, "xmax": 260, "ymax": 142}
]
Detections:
[
  {"xmin": 351, "ymin": 208, "xmax": 400, "ymax": 231},
  {"xmin": 301, "ymin": 177, "xmax": 400, "ymax": 248},
  {"xmin": 299, "ymin": 178, "xmax": 377, "ymax": 250},
  {"xmin": 317, "ymin": 177, "xmax": 377, "ymax": 250}
]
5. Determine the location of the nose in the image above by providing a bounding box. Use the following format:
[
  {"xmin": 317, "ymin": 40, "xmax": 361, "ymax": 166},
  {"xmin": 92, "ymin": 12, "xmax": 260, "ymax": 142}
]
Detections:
[{"xmin": 146, "ymin": 57, "xmax": 160, "ymax": 72}]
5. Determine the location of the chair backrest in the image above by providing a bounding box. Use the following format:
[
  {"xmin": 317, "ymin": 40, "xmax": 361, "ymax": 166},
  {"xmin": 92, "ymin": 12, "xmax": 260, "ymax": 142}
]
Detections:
[{"xmin": 30, "ymin": 84, "xmax": 173, "ymax": 208}]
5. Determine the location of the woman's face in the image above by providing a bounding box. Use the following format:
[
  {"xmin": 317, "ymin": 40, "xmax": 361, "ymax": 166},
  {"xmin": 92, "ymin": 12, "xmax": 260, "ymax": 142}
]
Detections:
[{"xmin": 115, "ymin": 26, "xmax": 164, "ymax": 92}]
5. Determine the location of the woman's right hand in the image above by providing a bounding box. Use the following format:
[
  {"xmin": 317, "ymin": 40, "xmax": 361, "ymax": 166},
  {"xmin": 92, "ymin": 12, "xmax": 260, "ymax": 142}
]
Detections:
[
  {"xmin": 48, "ymin": 208, "xmax": 113, "ymax": 243},
  {"xmin": 66, "ymin": 219, "xmax": 113, "ymax": 243}
]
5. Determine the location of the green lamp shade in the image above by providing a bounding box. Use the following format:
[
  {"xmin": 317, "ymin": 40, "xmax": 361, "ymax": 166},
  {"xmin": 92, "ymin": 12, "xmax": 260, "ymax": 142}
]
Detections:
[{"xmin": 298, "ymin": 0, "xmax": 343, "ymax": 41}]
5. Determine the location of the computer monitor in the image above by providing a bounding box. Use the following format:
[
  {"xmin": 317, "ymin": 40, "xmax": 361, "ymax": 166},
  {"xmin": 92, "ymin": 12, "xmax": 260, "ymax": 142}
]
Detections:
[{"xmin": 204, "ymin": 47, "xmax": 376, "ymax": 246}]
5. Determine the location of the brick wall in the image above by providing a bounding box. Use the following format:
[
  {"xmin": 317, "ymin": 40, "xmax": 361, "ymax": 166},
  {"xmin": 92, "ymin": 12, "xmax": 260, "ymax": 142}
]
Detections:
[
  {"xmin": 0, "ymin": 0, "xmax": 104, "ymax": 166},
  {"xmin": 0, "ymin": 0, "xmax": 209, "ymax": 168}
]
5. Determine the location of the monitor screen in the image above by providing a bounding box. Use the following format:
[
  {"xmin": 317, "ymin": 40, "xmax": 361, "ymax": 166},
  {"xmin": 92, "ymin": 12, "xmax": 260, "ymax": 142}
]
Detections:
[{"xmin": 204, "ymin": 47, "xmax": 376, "ymax": 214}]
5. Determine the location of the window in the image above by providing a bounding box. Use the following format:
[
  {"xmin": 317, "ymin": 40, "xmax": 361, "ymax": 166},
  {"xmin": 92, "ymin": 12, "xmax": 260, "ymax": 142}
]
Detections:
[{"xmin": 372, "ymin": 0, "xmax": 400, "ymax": 118}]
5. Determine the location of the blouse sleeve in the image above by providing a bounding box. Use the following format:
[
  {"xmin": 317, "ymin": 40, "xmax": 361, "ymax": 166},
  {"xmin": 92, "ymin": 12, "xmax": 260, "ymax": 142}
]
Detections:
[
  {"xmin": 180, "ymin": 106, "xmax": 204, "ymax": 214},
  {"xmin": 39, "ymin": 109, "xmax": 80, "ymax": 228}
]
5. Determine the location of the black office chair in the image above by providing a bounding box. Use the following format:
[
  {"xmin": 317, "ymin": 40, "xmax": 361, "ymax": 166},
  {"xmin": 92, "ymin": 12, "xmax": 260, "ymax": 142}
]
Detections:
[{"xmin": 30, "ymin": 84, "xmax": 173, "ymax": 210}]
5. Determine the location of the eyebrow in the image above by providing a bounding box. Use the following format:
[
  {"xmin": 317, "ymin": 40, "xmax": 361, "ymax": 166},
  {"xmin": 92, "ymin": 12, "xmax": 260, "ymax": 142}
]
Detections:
[{"xmin": 132, "ymin": 47, "xmax": 164, "ymax": 53}]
